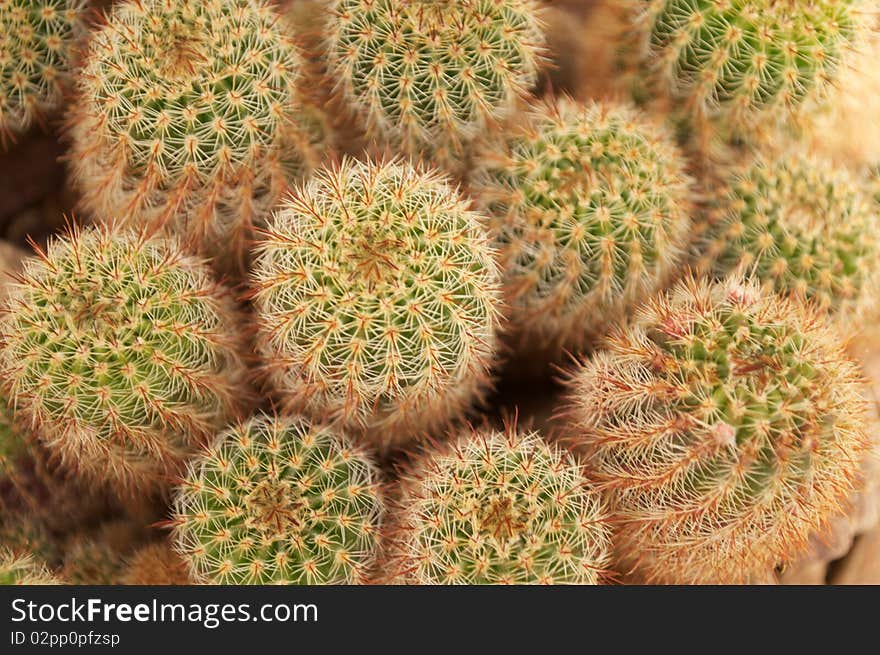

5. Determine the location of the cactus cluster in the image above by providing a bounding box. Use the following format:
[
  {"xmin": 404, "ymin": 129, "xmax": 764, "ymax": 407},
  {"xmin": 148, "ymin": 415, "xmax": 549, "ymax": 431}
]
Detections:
[
  {"xmin": 387, "ymin": 425, "xmax": 612, "ymax": 584},
  {"xmin": 0, "ymin": 224, "xmax": 248, "ymax": 495},
  {"xmin": 700, "ymin": 155, "xmax": 880, "ymax": 321},
  {"xmin": 67, "ymin": 0, "xmax": 323, "ymax": 271},
  {"xmin": 251, "ymin": 157, "xmax": 502, "ymax": 450},
  {"xmin": 637, "ymin": 0, "xmax": 863, "ymax": 137},
  {"xmin": 471, "ymin": 97, "xmax": 692, "ymax": 357},
  {"xmin": 327, "ymin": 0, "xmax": 546, "ymax": 167},
  {"xmin": 565, "ymin": 277, "xmax": 870, "ymax": 583},
  {"xmin": 171, "ymin": 415, "xmax": 383, "ymax": 585},
  {"xmin": 0, "ymin": 0, "xmax": 87, "ymax": 147}
]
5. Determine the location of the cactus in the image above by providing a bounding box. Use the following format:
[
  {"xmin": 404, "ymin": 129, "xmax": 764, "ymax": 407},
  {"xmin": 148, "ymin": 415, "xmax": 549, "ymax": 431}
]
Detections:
[
  {"xmin": 565, "ymin": 276, "xmax": 871, "ymax": 583},
  {"xmin": 122, "ymin": 541, "xmax": 190, "ymax": 585},
  {"xmin": 0, "ymin": 549, "xmax": 60, "ymax": 584},
  {"xmin": 699, "ymin": 155, "xmax": 880, "ymax": 321},
  {"xmin": 0, "ymin": 517, "xmax": 60, "ymax": 566},
  {"xmin": 171, "ymin": 414, "xmax": 383, "ymax": 585},
  {"xmin": 385, "ymin": 424, "xmax": 612, "ymax": 584},
  {"xmin": 61, "ymin": 519, "xmax": 145, "ymax": 585},
  {"xmin": 251, "ymin": 157, "xmax": 502, "ymax": 450},
  {"xmin": 0, "ymin": 224, "xmax": 249, "ymax": 496},
  {"xmin": 637, "ymin": 0, "xmax": 863, "ymax": 136},
  {"xmin": 0, "ymin": 0, "xmax": 87, "ymax": 147},
  {"xmin": 327, "ymin": 0, "xmax": 546, "ymax": 169},
  {"xmin": 470, "ymin": 97, "xmax": 692, "ymax": 358},
  {"xmin": 66, "ymin": 0, "xmax": 324, "ymax": 272}
]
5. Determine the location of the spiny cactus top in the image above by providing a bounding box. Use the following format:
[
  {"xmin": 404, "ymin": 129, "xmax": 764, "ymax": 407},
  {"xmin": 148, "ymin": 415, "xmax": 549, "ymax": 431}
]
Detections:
[
  {"xmin": 639, "ymin": 0, "xmax": 862, "ymax": 131},
  {"xmin": 251, "ymin": 157, "xmax": 502, "ymax": 450},
  {"xmin": 471, "ymin": 97, "xmax": 692, "ymax": 356},
  {"xmin": 0, "ymin": 224, "xmax": 248, "ymax": 495},
  {"xmin": 0, "ymin": 0, "xmax": 87, "ymax": 147},
  {"xmin": 387, "ymin": 425, "xmax": 612, "ymax": 584},
  {"xmin": 327, "ymin": 0, "xmax": 546, "ymax": 165},
  {"xmin": 0, "ymin": 549, "xmax": 60, "ymax": 585},
  {"xmin": 701, "ymin": 155, "xmax": 880, "ymax": 321},
  {"xmin": 171, "ymin": 415, "xmax": 383, "ymax": 585},
  {"xmin": 566, "ymin": 277, "xmax": 870, "ymax": 583},
  {"xmin": 67, "ymin": 0, "xmax": 322, "ymax": 271}
]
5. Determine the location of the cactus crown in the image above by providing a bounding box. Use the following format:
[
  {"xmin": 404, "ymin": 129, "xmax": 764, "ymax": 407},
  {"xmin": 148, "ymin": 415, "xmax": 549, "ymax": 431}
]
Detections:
[
  {"xmin": 251, "ymin": 157, "xmax": 501, "ymax": 449},
  {"xmin": 471, "ymin": 97, "xmax": 692, "ymax": 353},
  {"xmin": 0, "ymin": 549, "xmax": 59, "ymax": 585},
  {"xmin": 172, "ymin": 415, "xmax": 383, "ymax": 585},
  {"xmin": 566, "ymin": 276, "xmax": 870, "ymax": 583},
  {"xmin": 0, "ymin": 224, "xmax": 247, "ymax": 494},
  {"xmin": 327, "ymin": 0, "xmax": 546, "ymax": 159},
  {"xmin": 641, "ymin": 0, "xmax": 862, "ymax": 129},
  {"xmin": 702, "ymin": 155, "xmax": 880, "ymax": 319},
  {"xmin": 390, "ymin": 425, "xmax": 612, "ymax": 584},
  {"xmin": 69, "ymin": 0, "xmax": 319, "ymax": 268},
  {"xmin": 0, "ymin": 0, "xmax": 86, "ymax": 146}
]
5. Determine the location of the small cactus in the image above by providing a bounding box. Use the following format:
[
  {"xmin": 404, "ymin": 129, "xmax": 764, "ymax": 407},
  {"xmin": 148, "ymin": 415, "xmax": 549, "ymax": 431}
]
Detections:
[
  {"xmin": 0, "ymin": 549, "xmax": 60, "ymax": 585},
  {"xmin": 637, "ymin": 0, "xmax": 863, "ymax": 135},
  {"xmin": 565, "ymin": 276, "xmax": 871, "ymax": 584},
  {"xmin": 470, "ymin": 97, "xmax": 692, "ymax": 358},
  {"xmin": 0, "ymin": 224, "xmax": 249, "ymax": 496},
  {"xmin": 327, "ymin": 0, "xmax": 546, "ymax": 168},
  {"xmin": 171, "ymin": 414, "xmax": 384, "ymax": 585},
  {"xmin": 0, "ymin": 0, "xmax": 87, "ymax": 147},
  {"xmin": 122, "ymin": 541, "xmax": 190, "ymax": 585},
  {"xmin": 67, "ymin": 0, "xmax": 324, "ymax": 271},
  {"xmin": 61, "ymin": 519, "xmax": 145, "ymax": 585},
  {"xmin": 251, "ymin": 157, "xmax": 502, "ymax": 450},
  {"xmin": 385, "ymin": 424, "xmax": 612, "ymax": 584},
  {"xmin": 699, "ymin": 155, "xmax": 880, "ymax": 321}
]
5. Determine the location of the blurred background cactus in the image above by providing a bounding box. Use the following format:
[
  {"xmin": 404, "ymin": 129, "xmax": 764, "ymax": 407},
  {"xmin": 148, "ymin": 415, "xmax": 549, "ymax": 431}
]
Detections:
[{"xmin": 0, "ymin": 0, "xmax": 87, "ymax": 148}]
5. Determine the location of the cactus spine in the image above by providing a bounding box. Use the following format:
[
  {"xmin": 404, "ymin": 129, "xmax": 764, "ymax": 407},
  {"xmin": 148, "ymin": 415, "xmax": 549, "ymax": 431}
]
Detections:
[
  {"xmin": 700, "ymin": 155, "xmax": 880, "ymax": 321},
  {"xmin": 638, "ymin": 0, "xmax": 862, "ymax": 135},
  {"xmin": 327, "ymin": 0, "xmax": 546, "ymax": 168},
  {"xmin": 471, "ymin": 97, "xmax": 692, "ymax": 358},
  {"xmin": 67, "ymin": 0, "xmax": 323, "ymax": 271},
  {"xmin": 251, "ymin": 157, "xmax": 502, "ymax": 450},
  {"xmin": 0, "ymin": 0, "xmax": 87, "ymax": 147},
  {"xmin": 171, "ymin": 415, "xmax": 384, "ymax": 585},
  {"xmin": 0, "ymin": 224, "xmax": 249, "ymax": 496},
  {"xmin": 386, "ymin": 424, "xmax": 612, "ymax": 584},
  {"xmin": 122, "ymin": 541, "xmax": 190, "ymax": 585},
  {"xmin": 565, "ymin": 276, "xmax": 871, "ymax": 583},
  {"xmin": 0, "ymin": 549, "xmax": 60, "ymax": 584}
]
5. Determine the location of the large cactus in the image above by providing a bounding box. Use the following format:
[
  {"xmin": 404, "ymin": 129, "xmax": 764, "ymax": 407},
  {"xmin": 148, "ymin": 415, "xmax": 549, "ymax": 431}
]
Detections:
[{"xmin": 565, "ymin": 276, "xmax": 871, "ymax": 583}]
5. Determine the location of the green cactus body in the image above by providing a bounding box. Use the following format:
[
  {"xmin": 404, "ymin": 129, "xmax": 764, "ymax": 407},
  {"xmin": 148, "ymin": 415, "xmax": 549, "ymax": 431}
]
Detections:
[
  {"xmin": 67, "ymin": 0, "xmax": 323, "ymax": 272},
  {"xmin": 172, "ymin": 415, "xmax": 383, "ymax": 585},
  {"xmin": 0, "ymin": 225, "xmax": 249, "ymax": 496},
  {"xmin": 251, "ymin": 157, "xmax": 502, "ymax": 450},
  {"xmin": 701, "ymin": 156, "xmax": 880, "ymax": 320},
  {"xmin": 387, "ymin": 425, "xmax": 612, "ymax": 584},
  {"xmin": 471, "ymin": 98, "xmax": 692, "ymax": 358},
  {"xmin": 0, "ymin": 549, "xmax": 60, "ymax": 584},
  {"xmin": 327, "ymin": 0, "xmax": 546, "ymax": 168},
  {"xmin": 640, "ymin": 0, "xmax": 862, "ymax": 133},
  {"xmin": 0, "ymin": 0, "xmax": 87, "ymax": 147},
  {"xmin": 565, "ymin": 277, "xmax": 870, "ymax": 583}
]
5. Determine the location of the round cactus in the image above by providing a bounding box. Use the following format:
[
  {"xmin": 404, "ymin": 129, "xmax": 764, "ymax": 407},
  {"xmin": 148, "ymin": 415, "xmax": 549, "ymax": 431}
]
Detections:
[
  {"xmin": 0, "ymin": 224, "xmax": 249, "ymax": 496},
  {"xmin": 171, "ymin": 415, "xmax": 384, "ymax": 585},
  {"xmin": 327, "ymin": 0, "xmax": 546, "ymax": 168},
  {"xmin": 699, "ymin": 155, "xmax": 880, "ymax": 321},
  {"xmin": 565, "ymin": 276, "xmax": 871, "ymax": 584},
  {"xmin": 122, "ymin": 541, "xmax": 190, "ymax": 585},
  {"xmin": 638, "ymin": 0, "xmax": 863, "ymax": 133},
  {"xmin": 0, "ymin": 549, "xmax": 60, "ymax": 585},
  {"xmin": 251, "ymin": 157, "xmax": 502, "ymax": 450},
  {"xmin": 67, "ymin": 0, "xmax": 324, "ymax": 272},
  {"xmin": 386, "ymin": 424, "xmax": 612, "ymax": 584},
  {"xmin": 0, "ymin": 0, "xmax": 87, "ymax": 147},
  {"xmin": 470, "ymin": 97, "xmax": 692, "ymax": 358}
]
